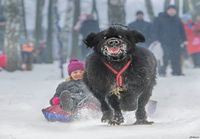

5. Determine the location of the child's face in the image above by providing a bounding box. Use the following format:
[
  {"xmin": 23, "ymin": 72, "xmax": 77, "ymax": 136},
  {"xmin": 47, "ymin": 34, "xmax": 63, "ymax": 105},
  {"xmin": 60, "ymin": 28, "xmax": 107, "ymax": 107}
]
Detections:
[{"xmin": 70, "ymin": 70, "xmax": 84, "ymax": 80}]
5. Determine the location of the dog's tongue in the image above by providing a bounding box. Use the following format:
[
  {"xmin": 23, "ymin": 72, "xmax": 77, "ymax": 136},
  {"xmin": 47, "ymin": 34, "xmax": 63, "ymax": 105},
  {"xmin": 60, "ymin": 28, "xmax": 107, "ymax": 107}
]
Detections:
[{"xmin": 108, "ymin": 47, "xmax": 120, "ymax": 54}]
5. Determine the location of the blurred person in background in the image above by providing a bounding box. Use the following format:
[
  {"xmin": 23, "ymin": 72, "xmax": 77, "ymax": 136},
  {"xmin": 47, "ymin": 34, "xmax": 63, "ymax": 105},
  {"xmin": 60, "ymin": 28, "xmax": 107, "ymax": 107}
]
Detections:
[
  {"xmin": 128, "ymin": 10, "xmax": 152, "ymax": 48},
  {"xmin": 152, "ymin": 5, "xmax": 186, "ymax": 76},
  {"xmin": 191, "ymin": 15, "xmax": 200, "ymax": 68},
  {"xmin": 181, "ymin": 14, "xmax": 193, "ymax": 62},
  {"xmin": 38, "ymin": 40, "xmax": 46, "ymax": 63},
  {"xmin": 74, "ymin": 14, "xmax": 100, "ymax": 60},
  {"xmin": 182, "ymin": 14, "xmax": 200, "ymax": 68},
  {"xmin": 32, "ymin": 40, "xmax": 47, "ymax": 64},
  {"xmin": 21, "ymin": 41, "xmax": 34, "ymax": 71}
]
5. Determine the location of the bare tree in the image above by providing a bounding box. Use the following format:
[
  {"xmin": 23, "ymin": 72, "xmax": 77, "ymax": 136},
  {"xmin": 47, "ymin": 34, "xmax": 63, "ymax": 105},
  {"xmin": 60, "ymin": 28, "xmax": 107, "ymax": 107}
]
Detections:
[
  {"xmin": 44, "ymin": 0, "xmax": 55, "ymax": 63},
  {"xmin": 34, "ymin": 0, "xmax": 45, "ymax": 48},
  {"xmin": 63, "ymin": 0, "xmax": 73, "ymax": 60},
  {"xmin": 91, "ymin": 0, "xmax": 99, "ymax": 22},
  {"xmin": 190, "ymin": 0, "xmax": 200, "ymax": 19},
  {"xmin": 174, "ymin": 0, "xmax": 179, "ymax": 12},
  {"xmin": 4, "ymin": 0, "xmax": 21, "ymax": 71},
  {"xmin": 54, "ymin": 0, "xmax": 64, "ymax": 78},
  {"xmin": 181, "ymin": 0, "xmax": 200, "ymax": 19},
  {"xmin": 107, "ymin": 0, "xmax": 126, "ymax": 25},
  {"xmin": 183, "ymin": 0, "xmax": 190, "ymax": 14},
  {"xmin": 164, "ymin": 0, "xmax": 170, "ymax": 10},
  {"xmin": 19, "ymin": 0, "xmax": 28, "ymax": 40},
  {"xmin": 188, "ymin": 0, "xmax": 195, "ymax": 13},
  {"xmin": 70, "ymin": 0, "xmax": 81, "ymax": 58},
  {"xmin": 145, "ymin": 0, "xmax": 155, "ymax": 21}
]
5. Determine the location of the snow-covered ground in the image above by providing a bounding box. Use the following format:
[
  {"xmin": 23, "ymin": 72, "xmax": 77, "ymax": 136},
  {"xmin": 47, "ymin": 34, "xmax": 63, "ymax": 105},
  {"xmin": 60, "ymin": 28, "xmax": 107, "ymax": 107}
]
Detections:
[{"xmin": 0, "ymin": 62, "xmax": 200, "ymax": 139}]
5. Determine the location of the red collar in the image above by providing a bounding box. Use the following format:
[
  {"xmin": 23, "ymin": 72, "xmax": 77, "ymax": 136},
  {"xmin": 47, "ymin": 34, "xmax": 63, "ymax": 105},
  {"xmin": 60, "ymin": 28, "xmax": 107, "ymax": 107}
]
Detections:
[{"xmin": 103, "ymin": 59, "xmax": 132, "ymax": 88}]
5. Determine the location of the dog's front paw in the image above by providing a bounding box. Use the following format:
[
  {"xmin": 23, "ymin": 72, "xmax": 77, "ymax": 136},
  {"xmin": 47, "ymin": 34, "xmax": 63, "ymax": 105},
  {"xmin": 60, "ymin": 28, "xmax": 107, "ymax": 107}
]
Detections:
[
  {"xmin": 108, "ymin": 111, "xmax": 124, "ymax": 125},
  {"xmin": 101, "ymin": 110, "xmax": 113, "ymax": 123},
  {"xmin": 134, "ymin": 119, "xmax": 154, "ymax": 125}
]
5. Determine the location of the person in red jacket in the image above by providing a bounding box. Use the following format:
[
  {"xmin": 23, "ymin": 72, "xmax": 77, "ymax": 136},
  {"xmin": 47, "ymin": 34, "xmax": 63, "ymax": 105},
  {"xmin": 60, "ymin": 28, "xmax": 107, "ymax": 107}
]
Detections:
[
  {"xmin": 0, "ymin": 50, "xmax": 7, "ymax": 71},
  {"xmin": 192, "ymin": 16, "xmax": 200, "ymax": 67},
  {"xmin": 183, "ymin": 15, "xmax": 200, "ymax": 68}
]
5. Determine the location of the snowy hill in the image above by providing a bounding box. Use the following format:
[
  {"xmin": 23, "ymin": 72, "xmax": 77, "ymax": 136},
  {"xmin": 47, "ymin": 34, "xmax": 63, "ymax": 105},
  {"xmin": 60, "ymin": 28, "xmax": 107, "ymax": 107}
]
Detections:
[{"xmin": 0, "ymin": 62, "xmax": 200, "ymax": 139}]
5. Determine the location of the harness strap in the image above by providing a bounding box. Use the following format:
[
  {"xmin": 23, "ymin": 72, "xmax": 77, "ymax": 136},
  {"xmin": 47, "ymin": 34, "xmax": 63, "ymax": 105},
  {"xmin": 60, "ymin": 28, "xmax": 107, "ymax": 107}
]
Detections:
[{"xmin": 104, "ymin": 59, "xmax": 132, "ymax": 87}]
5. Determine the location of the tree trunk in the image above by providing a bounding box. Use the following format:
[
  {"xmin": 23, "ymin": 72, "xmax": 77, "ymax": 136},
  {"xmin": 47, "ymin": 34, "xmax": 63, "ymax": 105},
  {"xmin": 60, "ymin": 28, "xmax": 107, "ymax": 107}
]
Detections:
[
  {"xmin": 91, "ymin": 0, "xmax": 99, "ymax": 22},
  {"xmin": 164, "ymin": 0, "xmax": 170, "ymax": 10},
  {"xmin": 144, "ymin": 0, "xmax": 155, "ymax": 21},
  {"xmin": 34, "ymin": 0, "xmax": 45, "ymax": 48},
  {"xmin": 54, "ymin": 0, "xmax": 64, "ymax": 78},
  {"xmin": 107, "ymin": 0, "xmax": 126, "ymax": 25},
  {"xmin": 19, "ymin": 0, "xmax": 28, "ymax": 40},
  {"xmin": 44, "ymin": 0, "xmax": 54, "ymax": 63},
  {"xmin": 188, "ymin": 0, "xmax": 195, "ymax": 14},
  {"xmin": 63, "ymin": 0, "xmax": 73, "ymax": 60},
  {"xmin": 4, "ymin": 0, "xmax": 21, "ymax": 71},
  {"xmin": 70, "ymin": 0, "xmax": 81, "ymax": 59},
  {"xmin": 191, "ymin": 0, "xmax": 200, "ymax": 19},
  {"xmin": 174, "ymin": 0, "xmax": 179, "ymax": 13},
  {"xmin": 183, "ymin": 0, "xmax": 190, "ymax": 14}
]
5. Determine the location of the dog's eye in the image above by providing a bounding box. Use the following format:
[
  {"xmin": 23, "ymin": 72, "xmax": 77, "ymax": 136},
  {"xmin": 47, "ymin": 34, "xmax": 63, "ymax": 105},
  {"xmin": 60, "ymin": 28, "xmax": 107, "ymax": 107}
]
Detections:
[
  {"xmin": 118, "ymin": 35, "xmax": 122, "ymax": 39},
  {"xmin": 103, "ymin": 36, "xmax": 107, "ymax": 39}
]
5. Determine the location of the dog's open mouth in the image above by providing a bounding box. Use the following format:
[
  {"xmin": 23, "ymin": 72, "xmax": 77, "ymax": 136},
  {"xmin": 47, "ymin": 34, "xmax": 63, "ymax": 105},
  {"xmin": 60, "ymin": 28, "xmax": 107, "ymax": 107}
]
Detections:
[
  {"xmin": 107, "ymin": 47, "xmax": 121, "ymax": 55},
  {"xmin": 101, "ymin": 44, "xmax": 128, "ymax": 61},
  {"xmin": 102, "ymin": 46, "xmax": 123, "ymax": 57}
]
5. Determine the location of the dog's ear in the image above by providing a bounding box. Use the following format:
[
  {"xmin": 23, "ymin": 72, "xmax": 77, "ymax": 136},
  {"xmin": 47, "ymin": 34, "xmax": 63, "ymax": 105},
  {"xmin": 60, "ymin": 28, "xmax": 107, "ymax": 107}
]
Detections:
[
  {"xmin": 128, "ymin": 30, "xmax": 145, "ymax": 43},
  {"xmin": 83, "ymin": 33, "xmax": 97, "ymax": 48}
]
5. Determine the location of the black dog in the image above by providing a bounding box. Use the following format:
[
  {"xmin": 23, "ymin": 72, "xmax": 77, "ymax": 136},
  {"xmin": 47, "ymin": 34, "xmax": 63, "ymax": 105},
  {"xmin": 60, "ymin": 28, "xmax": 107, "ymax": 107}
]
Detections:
[{"xmin": 83, "ymin": 26, "xmax": 157, "ymax": 125}]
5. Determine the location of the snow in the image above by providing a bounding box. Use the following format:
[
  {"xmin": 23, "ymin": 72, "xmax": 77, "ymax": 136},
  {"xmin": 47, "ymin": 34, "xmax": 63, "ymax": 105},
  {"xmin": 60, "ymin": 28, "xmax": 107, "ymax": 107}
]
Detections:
[{"xmin": 0, "ymin": 62, "xmax": 200, "ymax": 139}]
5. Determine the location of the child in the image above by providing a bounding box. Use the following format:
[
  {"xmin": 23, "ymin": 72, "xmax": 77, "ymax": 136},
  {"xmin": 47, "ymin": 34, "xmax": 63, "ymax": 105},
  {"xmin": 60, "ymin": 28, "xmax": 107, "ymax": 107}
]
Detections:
[{"xmin": 42, "ymin": 59, "xmax": 99, "ymax": 122}]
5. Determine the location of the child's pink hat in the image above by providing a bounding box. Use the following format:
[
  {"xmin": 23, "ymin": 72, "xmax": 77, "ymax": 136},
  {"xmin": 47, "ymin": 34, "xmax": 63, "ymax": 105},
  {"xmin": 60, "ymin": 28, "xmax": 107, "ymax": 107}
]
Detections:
[{"xmin": 68, "ymin": 59, "xmax": 84, "ymax": 75}]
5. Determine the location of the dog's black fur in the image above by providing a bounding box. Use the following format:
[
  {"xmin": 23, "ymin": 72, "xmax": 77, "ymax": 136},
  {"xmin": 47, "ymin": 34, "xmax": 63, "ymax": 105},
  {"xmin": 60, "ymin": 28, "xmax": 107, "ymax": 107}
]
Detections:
[{"xmin": 83, "ymin": 26, "xmax": 157, "ymax": 125}]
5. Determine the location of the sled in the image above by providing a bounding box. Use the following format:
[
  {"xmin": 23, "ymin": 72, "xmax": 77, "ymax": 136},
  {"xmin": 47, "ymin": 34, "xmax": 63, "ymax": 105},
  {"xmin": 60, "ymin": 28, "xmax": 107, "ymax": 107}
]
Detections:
[
  {"xmin": 42, "ymin": 102, "xmax": 100, "ymax": 122},
  {"xmin": 42, "ymin": 105, "xmax": 74, "ymax": 122}
]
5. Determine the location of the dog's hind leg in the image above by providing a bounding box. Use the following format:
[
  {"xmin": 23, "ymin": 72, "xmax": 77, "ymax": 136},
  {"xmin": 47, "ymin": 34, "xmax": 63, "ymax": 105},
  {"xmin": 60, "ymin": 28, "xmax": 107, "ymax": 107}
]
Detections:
[
  {"xmin": 134, "ymin": 85, "xmax": 154, "ymax": 125},
  {"xmin": 106, "ymin": 95, "xmax": 124, "ymax": 125}
]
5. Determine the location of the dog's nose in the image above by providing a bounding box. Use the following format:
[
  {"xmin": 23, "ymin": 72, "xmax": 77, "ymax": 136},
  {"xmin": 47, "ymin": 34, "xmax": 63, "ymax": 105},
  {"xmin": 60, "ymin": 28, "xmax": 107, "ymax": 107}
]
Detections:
[{"xmin": 107, "ymin": 38, "xmax": 120, "ymax": 46}]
